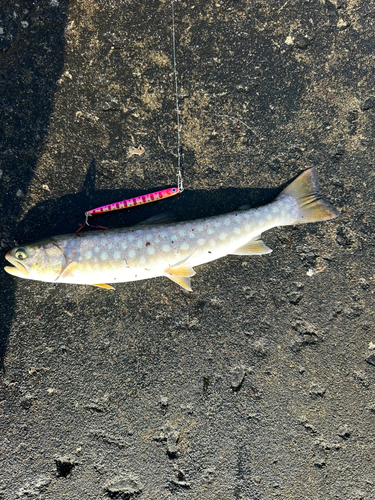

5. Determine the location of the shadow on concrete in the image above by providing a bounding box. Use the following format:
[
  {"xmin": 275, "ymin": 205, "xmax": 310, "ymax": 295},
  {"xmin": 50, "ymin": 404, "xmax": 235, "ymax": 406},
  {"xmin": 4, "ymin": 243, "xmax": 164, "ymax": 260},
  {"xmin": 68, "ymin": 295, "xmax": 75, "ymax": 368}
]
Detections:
[{"xmin": 0, "ymin": 0, "xmax": 70, "ymax": 372}]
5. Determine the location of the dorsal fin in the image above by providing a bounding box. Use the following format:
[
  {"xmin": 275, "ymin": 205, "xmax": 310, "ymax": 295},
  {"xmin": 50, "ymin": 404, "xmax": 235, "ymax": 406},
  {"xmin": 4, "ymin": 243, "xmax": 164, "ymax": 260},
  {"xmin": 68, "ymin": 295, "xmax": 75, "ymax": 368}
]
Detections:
[
  {"xmin": 231, "ymin": 237, "xmax": 272, "ymax": 255},
  {"xmin": 166, "ymin": 275, "xmax": 192, "ymax": 291},
  {"xmin": 139, "ymin": 212, "xmax": 178, "ymax": 225}
]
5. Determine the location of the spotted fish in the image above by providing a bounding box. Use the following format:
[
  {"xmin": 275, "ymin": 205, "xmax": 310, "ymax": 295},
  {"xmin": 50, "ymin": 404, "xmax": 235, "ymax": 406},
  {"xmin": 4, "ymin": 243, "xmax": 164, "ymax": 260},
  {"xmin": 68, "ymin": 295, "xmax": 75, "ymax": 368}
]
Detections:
[{"xmin": 4, "ymin": 168, "xmax": 338, "ymax": 291}]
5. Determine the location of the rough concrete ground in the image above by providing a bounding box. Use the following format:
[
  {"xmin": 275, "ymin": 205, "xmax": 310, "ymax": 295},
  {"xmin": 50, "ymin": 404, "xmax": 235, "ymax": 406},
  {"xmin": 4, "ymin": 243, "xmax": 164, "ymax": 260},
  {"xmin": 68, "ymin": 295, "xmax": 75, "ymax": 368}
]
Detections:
[{"xmin": 0, "ymin": 0, "xmax": 374, "ymax": 498}]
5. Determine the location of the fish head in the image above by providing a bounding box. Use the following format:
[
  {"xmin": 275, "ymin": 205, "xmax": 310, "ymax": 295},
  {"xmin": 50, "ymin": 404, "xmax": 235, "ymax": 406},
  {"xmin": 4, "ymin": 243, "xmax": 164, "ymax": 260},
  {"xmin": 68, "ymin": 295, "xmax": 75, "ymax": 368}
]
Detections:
[{"xmin": 5, "ymin": 239, "xmax": 66, "ymax": 281}]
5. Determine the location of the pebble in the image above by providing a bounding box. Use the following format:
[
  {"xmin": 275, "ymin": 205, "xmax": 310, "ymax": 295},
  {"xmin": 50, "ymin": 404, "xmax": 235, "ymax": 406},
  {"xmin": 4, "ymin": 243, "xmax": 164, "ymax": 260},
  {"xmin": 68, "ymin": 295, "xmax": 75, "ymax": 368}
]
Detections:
[
  {"xmin": 155, "ymin": 423, "xmax": 180, "ymax": 457},
  {"xmin": 104, "ymin": 476, "xmax": 142, "ymax": 497},
  {"xmin": 252, "ymin": 338, "xmax": 268, "ymax": 357},
  {"xmin": 366, "ymin": 353, "xmax": 375, "ymax": 366},
  {"xmin": 360, "ymin": 96, "xmax": 375, "ymax": 111},
  {"xmin": 160, "ymin": 396, "xmax": 168, "ymax": 407},
  {"xmin": 166, "ymin": 428, "xmax": 180, "ymax": 456},
  {"xmin": 309, "ymin": 384, "xmax": 326, "ymax": 398},
  {"xmin": 230, "ymin": 365, "xmax": 246, "ymax": 390},
  {"xmin": 337, "ymin": 425, "xmax": 351, "ymax": 439},
  {"xmin": 170, "ymin": 469, "xmax": 190, "ymax": 489}
]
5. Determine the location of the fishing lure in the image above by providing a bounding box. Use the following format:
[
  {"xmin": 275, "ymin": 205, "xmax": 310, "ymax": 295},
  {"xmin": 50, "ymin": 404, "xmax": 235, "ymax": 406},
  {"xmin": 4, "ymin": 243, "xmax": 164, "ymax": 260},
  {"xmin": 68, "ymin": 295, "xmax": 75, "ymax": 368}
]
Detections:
[
  {"xmin": 77, "ymin": 186, "xmax": 181, "ymax": 232},
  {"xmin": 87, "ymin": 187, "xmax": 180, "ymax": 216}
]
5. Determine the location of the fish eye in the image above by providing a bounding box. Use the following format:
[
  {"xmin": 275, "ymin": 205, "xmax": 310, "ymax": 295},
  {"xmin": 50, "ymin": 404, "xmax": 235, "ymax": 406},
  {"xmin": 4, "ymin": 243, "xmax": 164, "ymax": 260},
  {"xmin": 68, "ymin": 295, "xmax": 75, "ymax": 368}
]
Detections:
[{"xmin": 15, "ymin": 248, "xmax": 27, "ymax": 260}]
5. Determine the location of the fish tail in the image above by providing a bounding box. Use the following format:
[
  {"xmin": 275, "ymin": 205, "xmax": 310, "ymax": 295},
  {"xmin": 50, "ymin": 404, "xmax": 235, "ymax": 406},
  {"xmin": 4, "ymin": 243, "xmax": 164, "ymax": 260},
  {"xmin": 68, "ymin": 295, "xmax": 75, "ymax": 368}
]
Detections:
[{"xmin": 280, "ymin": 167, "xmax": 339, "ymax": 223}]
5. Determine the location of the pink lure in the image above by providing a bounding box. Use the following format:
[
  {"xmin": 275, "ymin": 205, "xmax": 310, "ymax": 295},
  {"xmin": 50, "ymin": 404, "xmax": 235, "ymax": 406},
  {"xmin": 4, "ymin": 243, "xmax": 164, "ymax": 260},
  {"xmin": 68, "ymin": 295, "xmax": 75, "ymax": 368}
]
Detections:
[
  {"xmin": 86, "ymin": 187, "xmax": 180, "ymax": 216},
  {"xmin": 76, "ymin": 187, "xmax": 180, "ymax": 232}
]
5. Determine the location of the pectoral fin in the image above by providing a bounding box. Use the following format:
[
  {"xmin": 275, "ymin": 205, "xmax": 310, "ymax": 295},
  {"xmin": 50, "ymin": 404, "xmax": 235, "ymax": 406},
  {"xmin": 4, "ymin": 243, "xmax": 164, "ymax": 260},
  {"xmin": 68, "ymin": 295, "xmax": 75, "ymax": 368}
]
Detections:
[
  {"xmin": 167, "ymin": 275, "xmax": 192, "ymax": 291},
  {"xmin": 57, "ymin": 261, "xmax": 78, "ymax": 280},
  {"xmin": 231, "ymin": 237, "xmax": 272, "ymax": 255},
  {"xmin": 165, "ymin": 251, "xmax": 196, "ymax": 277},
  {"xmin": 93, "ymin": 283, "xmax": 115, "ymax": 290}
]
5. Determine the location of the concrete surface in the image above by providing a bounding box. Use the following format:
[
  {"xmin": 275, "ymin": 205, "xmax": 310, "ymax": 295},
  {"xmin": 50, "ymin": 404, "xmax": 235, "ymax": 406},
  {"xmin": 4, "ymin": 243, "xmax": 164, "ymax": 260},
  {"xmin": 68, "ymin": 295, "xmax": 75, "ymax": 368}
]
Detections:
[{"xmin": 0, "ymin": 0, "xmax": 374, "ymax": 498}]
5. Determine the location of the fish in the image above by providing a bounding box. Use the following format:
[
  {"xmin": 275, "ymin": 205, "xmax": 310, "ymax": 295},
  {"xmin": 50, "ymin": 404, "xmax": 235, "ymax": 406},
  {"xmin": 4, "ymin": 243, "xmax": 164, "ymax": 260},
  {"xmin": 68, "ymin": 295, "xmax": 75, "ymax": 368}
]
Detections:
[{"xmin": 4, "ymin": 168, "xmax": 339, "ymax": 291}]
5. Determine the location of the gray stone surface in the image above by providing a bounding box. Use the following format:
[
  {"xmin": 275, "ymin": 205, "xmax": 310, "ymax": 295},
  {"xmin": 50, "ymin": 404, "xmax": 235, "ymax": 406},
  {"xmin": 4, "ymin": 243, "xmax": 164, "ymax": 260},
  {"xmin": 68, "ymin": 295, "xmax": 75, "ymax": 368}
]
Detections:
[{"xmin": 1, "ymin": 0, "xmax": 374, "ymax": 499}]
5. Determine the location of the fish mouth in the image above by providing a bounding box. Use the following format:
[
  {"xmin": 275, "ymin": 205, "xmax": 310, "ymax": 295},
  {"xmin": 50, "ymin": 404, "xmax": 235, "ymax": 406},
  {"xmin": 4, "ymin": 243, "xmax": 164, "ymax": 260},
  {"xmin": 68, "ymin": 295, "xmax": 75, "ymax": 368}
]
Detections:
[{"xmin": 4, "ymin": 252, "xmax": 30, "ymax": 277}]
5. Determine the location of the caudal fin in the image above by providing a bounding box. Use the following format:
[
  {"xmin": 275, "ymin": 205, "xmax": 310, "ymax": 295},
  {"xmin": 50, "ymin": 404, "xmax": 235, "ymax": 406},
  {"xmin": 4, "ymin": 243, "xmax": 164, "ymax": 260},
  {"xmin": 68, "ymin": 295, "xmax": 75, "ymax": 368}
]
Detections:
[{"xmin": 280, "ymin": 168, "xmax": 339, "ymax": 223}]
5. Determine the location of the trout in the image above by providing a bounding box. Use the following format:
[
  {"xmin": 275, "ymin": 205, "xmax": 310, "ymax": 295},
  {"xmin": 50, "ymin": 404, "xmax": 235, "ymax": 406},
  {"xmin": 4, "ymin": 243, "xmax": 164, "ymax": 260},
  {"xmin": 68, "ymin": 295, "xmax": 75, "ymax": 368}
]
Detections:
[{"xmin": 4, "ymin": 168, "xmax": 338, "ymax": 291}]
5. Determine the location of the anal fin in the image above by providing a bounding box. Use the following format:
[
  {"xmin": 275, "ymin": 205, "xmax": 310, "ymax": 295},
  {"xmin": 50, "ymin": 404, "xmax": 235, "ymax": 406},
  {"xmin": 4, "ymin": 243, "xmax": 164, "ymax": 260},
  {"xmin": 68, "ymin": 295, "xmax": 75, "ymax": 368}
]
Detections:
[
  {"xmin": 231, "ymin": 237, "xmax": 272, "ymax": 255},
  {"xmin": 167, "ymin": 275, "xmax": 192, "ymax": 291},
  {"xmin": 165, "ymin": 251, "xmax": 196, "ymax": 277},
  {"xmin": 93, "ymin": 283, "xmax": 115, "ymax": 290}
]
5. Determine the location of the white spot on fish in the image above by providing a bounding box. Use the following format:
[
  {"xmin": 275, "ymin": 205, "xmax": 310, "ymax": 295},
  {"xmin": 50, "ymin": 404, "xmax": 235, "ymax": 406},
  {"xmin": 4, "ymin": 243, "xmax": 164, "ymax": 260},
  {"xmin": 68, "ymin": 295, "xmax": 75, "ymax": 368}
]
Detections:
[
  {"xmin": 179, "ymin": 230, "xmax": 186, "ymax": 237},
  {"xmin": 219, "ymin": 232, "xmax": 227, "ymax": 240},
  {"xmin": 128, "ymin": 250, "xmax": 136, "ymax": 258},
  {"xmin": 147, "ymin": 247, "xmax": 155, "ymax": 255},
  {"xmin": 214, "ymin": 221, "xmax": 221, "ymax": 228},
  {"xmin": 224, "ymin": 219, "xmax": 231, "ymax": 226},
  {"xmin": 137, "ymin": 240, "xmax": 143, "ymax": 248},
  {"xmin": 114, "ymin": 251, "xmax": 121, "ymax": 259},
  {"xmin": 198, "ymin": 238, "xmax": 205, "ymax": 245},
  {"xmin": 121, "ymin": 242, "xmax": 127, "ymax": 249},
  {"xmin": 85, "ymin": 251, "xmax": 92, "ymax": 259},
  {"xmin": 108, "ymin": 243, "xmax": 113, "ymax": 249},
  {"xmin": 101, "ymin": 252, "xmax": 108, "ymax": 260},
  {"xmin": 140, "ymin": 256, "xmax": 146, "ymax": 264},
  {"xmin": 94, "ymin": 247, "xmax": 100, "ymax": 253},
  {"xmin": 155, "ymin": 238, "xmax": 160, "ymax": 243},
  {"xmin": 189, "ymin": 232, "xmax": 195, "ymax": 239},
  {"xmin": 267, "ymin": 213, "xmax": 272, "ymax": 220},
  {"xmin": 114, "ymin": 236, "xmax": 119, "ymax": 243},
  {"xmin": 128, "ymin": 235, "xmax": 134, "ymax": 242},
  {"xmin": 170, "ymin": 235, "xmax": 177, "ymax": 242},
  {"xmin": 197, "ymin": 225, "xmax": 203, "ymax": 232},
  {"xmin": 255, "ymin": 211, "xmax": 260, "ymax": 218},
  {"xmin": 162, "ymin": 245, "xmax": 170, "ymax": 252},
  {"xmin": 234, "ymin": 227, "xmax": 241, "ymax": 235},
  {"xmin": 181, "ymin": 242, "xmax": 190, "ymax": 251},
  {"xmin": 207, "ymin": 228, "xmax": 214, "ymax": 235},
  {"xmin": 272, "ymin": 206, "xmax": 279, "ymax": 213}
]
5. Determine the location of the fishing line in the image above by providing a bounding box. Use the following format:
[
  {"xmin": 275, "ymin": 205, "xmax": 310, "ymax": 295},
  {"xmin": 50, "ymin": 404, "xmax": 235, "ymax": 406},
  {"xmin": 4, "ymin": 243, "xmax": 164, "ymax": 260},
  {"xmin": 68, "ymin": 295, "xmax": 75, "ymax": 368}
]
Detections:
[
  {"xmin": 172, "ymin": 0, "xmax": 184, "ymax": 193},
  {"xmin": 77, "ymin": 1, "xmax": 184, "ymax": 232}
]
